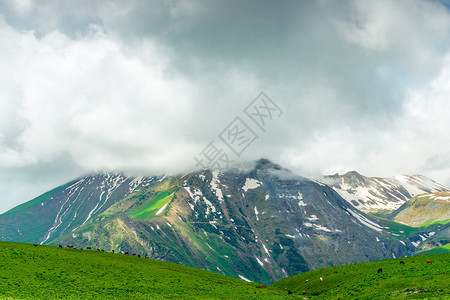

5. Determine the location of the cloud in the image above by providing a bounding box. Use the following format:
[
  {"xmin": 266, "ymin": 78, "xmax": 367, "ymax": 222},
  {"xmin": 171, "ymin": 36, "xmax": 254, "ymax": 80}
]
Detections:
[{"xmin": 1, "ymin": 0, "xmax": 450, "ymax": 213}]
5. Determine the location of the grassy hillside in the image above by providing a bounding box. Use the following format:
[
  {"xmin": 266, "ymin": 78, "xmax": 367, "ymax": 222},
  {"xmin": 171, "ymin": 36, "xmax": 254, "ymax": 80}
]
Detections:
[
  {"xmin": 0, "ymin": 241, "xmax": 282, "ymax": 299},
  {"xmin": 0, "ymin": 241, "xmax": 448, "ymax": 299},
  {"xmin": 272, "ymin": 253, "xmax": 450, "ymax": 299},
  {"xmin": 0, "ymin": 183, "xmax": 72, "ymax": 243},
  {"xmin": 1, "ymin": 183, "xmax": 71, "ymax": 215}
]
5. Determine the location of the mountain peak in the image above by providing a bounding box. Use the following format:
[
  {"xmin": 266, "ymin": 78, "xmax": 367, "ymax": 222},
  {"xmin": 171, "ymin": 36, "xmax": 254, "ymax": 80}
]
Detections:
[
  {"xmin": 343, "ymin": 170, "xmax": 362, "ymax": 177},
  {"xmin": 254, "ymin": 158, "xmax": 282, "ymax": 171}
]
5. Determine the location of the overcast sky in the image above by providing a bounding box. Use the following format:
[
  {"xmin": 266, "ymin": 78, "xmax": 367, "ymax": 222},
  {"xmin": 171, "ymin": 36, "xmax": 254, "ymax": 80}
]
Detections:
[{"xmin": 1, "ymin": 0, "xmax": 450, "ymax": 213}]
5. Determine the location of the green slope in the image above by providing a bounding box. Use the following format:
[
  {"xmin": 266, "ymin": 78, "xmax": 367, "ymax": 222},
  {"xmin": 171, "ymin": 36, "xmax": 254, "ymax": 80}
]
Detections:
[
  {"xmin": 101, "ymin": 178, "xmax": 180, "ymax": 220},
  {"xmin": 0, "ymin": 241, "xmax": 282, "ymax": 299},
  {"xmin": 0, "ymin": 184, "xmax": 71, "ymax": 243},
  {"xmin": 1, "ymin": 241, "xmax": 449, "ymax": 299},
  {"xmin": 1, "ymin": 183, "xmax": 71, "ymax": 215},
  {"xmin": 415, "ymin": 244, "xmax": 450, "ymax": 255},
  {"xmin": 272, "ymin": 254, "xmax": 450, "ymax": 299},
  {"xmin": 132, "ymin": 188, "xmax": 178, "ymax": 219}
]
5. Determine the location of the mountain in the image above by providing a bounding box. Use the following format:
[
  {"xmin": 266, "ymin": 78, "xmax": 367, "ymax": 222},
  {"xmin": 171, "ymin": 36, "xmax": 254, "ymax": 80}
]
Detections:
[
  {"xmin": 0, "ymin": 159, "xmax": 446, "ymax": 284},
  {"xmin": 387, "ymin": 191, "xmax": 450, "ymax": 227},
  {"xmin": 0, "ymin": 174, "xmax": 159, "ymax": 244},
  {"xmin": 46, "ymin": 160, "xmax": 422, "ymax": 283},
  {"xmin": 320, "ymin": 171, "xmax": 448, "ymax": 213}
]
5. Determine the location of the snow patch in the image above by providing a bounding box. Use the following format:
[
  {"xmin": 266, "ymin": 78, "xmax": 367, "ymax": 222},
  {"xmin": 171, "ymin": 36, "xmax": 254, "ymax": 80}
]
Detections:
[
  {"xmin": 184, "ymin": 186, "xmax": 203, "ymax": 203},
  {"xmin": 347, "ymin": 209, "xmax": 385, "ymax": 232},
  {"xmin": 313, "ymin": 224, "xmax": 331, "ymax": 232},
  {"xmin": 210, "ymin": 171, "xmax": 224, "ymax": 202},
  {"xmin": 156, "ymin": 200, "xmax": 170, "ymax": 216},
  {"xmin": 298, "ymin": 200, "xmax": 307, "ymax": 207},
  {"xmin": 239, "ymin": 275, "xmax": 251, "ymax": 282},
  {"xmin": 307, "ymin": 215, "xmax": 319, "ymax": 221},
  {"xmin": 203, "ymin": 198, "xmax": 216, "ymax": 215},
  {"xmin": 242, "ymin": 178, "xmax": 262, "ymax": 192},
  {"xmin": 255, "ymin": 257, "xmax": 264, "ymax": 266},
  {"xmin": 261, "ymin": 242, "xmax": 270, "ymax": 256}
]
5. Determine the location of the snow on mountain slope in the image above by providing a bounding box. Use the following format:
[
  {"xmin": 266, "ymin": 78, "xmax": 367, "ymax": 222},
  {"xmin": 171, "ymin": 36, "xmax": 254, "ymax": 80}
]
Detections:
[
  {"xmin": 0, "ymin": 174, "xmax": 158, "ymax": 244},
  {"xmin": 320, "ymin": 171, "xmax": 448, "ymax": 213},
  {"xmin": 55, "ymin": 160, "xmax": 421, "ymax": 284},
  {"xmin": 2, "ymin": 159, "xmax": 447, "ymax": 284}
]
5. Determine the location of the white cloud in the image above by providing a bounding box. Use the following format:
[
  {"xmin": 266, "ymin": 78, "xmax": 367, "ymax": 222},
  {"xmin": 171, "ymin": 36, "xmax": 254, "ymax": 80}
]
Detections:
[{"xmin": 1, "ymin": 0, "xmax": 450, "ymax": 213}]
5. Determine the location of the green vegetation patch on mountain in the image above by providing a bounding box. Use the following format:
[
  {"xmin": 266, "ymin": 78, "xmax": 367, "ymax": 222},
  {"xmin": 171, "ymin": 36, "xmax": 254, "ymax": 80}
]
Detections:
[
  {"xmin": 102, "ymin": 178, "xmax": 180, "ymax": 220},
  {"xmin": 375, "ymin": 218, "xmax": 423, "ymax": 239},
  {"xmin": 132, "ymin": 188, "xmax": 178, "ymax": 219},
  {"xmin": 0, "ymin": 184, "xmax": 72, "ymax": 243},
  {"xmin": 0, "ymin": 241, "xmax": 283, "ymax": 299},
  {"xmin": 1, "ymin": 183, "xmax": 71, "ymax": 215},
  {"xmin": 272, "ymin": 253, "xmax": 450, "ymax": 299}
]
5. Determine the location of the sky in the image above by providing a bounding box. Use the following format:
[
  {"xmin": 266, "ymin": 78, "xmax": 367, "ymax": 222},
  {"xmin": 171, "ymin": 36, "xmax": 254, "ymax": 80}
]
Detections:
[{"xmin": 1, "ymin": 0, "xmax": 450, "ymax": 213}]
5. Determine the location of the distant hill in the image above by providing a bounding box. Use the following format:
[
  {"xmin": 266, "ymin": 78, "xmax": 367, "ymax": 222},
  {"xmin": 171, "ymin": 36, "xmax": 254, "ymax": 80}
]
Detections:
[
  {"xmin": 320, "ymin": 171, "xmax": 448, "ymax": 213},
  {"xmin": 386, "ymin": 191, "xmax": 450, "ymax": 227}
]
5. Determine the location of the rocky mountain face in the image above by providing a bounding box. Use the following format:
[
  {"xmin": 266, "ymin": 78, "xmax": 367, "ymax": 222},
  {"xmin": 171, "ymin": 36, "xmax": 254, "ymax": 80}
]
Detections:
[
  {"xmin": 0, "ymin": 174, "xmax": 158, "ymax": 244},
  {"xmin": 0, "ymin": 160, "xmax": 447, "ymax": 284},
  {"xmin": 320, "ymin": 171, "xmax": 448, "ymax": 213}
]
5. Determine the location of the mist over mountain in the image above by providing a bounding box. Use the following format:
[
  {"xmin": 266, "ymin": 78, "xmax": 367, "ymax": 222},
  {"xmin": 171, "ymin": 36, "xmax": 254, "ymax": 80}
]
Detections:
[{"xmin": 2, "ymin": 0, "xmax": 450, "ymax": 214}]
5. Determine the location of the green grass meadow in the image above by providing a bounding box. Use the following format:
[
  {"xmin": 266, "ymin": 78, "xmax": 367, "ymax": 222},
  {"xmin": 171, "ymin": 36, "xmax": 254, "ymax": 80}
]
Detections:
[
  {"xmin": 272, "ymin": 253, "xmax": 450, "ymax": 299},
  {"xmin": 0, "ymin": 241, "xmax": 449, "ymax": 299},
  {"xmin": 0, "ymin": 241, "xmax": 281, "ymax": 299}
]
